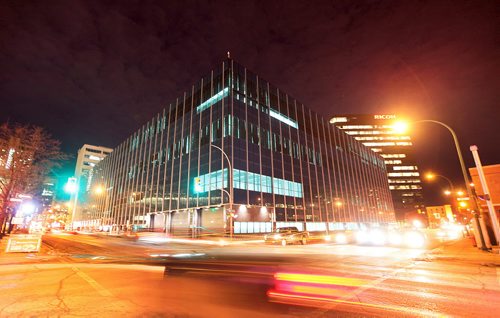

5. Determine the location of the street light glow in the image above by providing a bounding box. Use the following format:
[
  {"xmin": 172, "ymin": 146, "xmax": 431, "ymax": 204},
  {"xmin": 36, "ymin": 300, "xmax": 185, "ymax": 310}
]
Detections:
[
  {"xmin": 392, "ymin": 121, "xmax": 409, "ymax": 134},
  {"xmin": 94, "ymin": 185, "xmax": 104, "ymax": 195},
  {"xmin": 18, "ymin": 202, "xmax": 36, "ymax": 215},
  {"xmin": 64, "ymin": 177, "xmax": 78, "ymax": 194},
  {"xmin": 425, "ymin": 172, "xmax": 435, "ymax": 180}
]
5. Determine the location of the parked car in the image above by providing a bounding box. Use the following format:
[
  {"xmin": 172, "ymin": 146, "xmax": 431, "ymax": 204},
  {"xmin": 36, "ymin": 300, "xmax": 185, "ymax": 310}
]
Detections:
[{"xmin": 264, "ymin": 227, "xmax": 309, "ymax": 246}]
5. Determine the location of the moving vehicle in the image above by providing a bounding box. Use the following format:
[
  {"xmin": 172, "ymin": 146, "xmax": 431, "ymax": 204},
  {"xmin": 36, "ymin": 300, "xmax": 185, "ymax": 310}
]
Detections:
[{"xmin": 264, "ymin": 227, "xmax": 309, "ymax": 246}]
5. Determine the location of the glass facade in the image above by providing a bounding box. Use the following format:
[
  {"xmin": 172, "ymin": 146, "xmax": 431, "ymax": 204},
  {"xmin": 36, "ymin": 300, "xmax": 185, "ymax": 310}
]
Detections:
[{"xmin": 78, "ymin": 60, "xmax": 395, "ymax": 234}]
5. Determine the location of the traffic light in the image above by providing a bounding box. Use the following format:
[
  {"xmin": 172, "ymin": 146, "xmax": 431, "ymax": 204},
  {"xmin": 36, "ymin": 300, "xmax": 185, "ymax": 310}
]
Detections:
[
  {"xmin": 64, "ymin": 177, "xmax": 78, "ymax": 194},
  {"xmin": 194, "ymin": 177, "xmax": 202, "ymax": 193}
]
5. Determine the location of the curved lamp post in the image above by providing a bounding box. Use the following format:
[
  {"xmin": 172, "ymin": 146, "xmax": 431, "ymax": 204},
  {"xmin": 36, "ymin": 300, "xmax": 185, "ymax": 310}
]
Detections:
[
  {"xmin": 210, "ymin": 144, "xmax": 234, "ymax": 239},
  {"xmin": 425, "ymin": 172, "xmax": 455, "ymax": 192},
  {"xmin": 396, "ymin": 119, "xmax": 487, "ymax": 249}
]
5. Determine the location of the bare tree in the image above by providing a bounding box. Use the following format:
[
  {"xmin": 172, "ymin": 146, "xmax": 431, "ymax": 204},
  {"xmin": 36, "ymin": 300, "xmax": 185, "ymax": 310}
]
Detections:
[{"xmin": 0, "ymin": 123, "xmax": 67, "ymax": 235}]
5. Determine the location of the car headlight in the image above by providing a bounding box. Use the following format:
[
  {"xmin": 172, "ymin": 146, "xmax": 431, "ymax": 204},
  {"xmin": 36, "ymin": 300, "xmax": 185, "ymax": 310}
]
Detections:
[
  {"xmin": 369, "ymin": 229, "xmax": 386, "ymax": 245},
  {"xmin": 335, "ymin": 233, "xmax": 347, "ymax": 244},
  {"xmin": 324, "ymin": 235, "xmax": 331, "ymax": 241},
  {"xmin": 404, "ymin": 231, "xmax": 425, "ymax": 248},
  {"xmin": 273, "ymin": 234, "xmax": 281, "ymax": 240},
  {"xmin": 388, "ymin": 232, "xmax": 403, "ymax": 245},
  {"xmin": 355, "ymin": 231, "xmax": 368, "ymax": 244}
]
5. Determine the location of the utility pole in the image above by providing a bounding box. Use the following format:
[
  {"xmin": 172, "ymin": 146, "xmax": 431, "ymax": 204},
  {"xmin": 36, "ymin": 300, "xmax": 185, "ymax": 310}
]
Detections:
[{"xmin": 470, "ymin": 145, "xmax": 500, "ymax": 247}]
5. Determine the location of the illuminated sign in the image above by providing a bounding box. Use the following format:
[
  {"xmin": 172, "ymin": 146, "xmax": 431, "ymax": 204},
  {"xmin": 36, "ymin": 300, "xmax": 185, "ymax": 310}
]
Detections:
[
  {"xmin": 330, "ymin": 117, "xmax": 348, "ymax": 124},
  {"xmin": 374, "ymin": 115, "xmax": 396, "ymax": 120},
  {"xmin": 6, "ymin": 234, "xmax": 42, "ymax": 253}
]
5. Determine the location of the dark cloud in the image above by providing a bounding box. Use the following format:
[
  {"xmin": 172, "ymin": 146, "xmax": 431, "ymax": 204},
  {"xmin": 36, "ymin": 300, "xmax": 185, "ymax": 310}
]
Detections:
[{"xmin": 0, "ymin": 0, "xmax": 498, "ymax": 205}]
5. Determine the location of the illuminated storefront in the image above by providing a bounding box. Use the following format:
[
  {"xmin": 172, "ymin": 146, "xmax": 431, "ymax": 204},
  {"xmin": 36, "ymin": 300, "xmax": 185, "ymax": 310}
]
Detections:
[{"xmin": 79, "ymin": 60, "xmax": 395, "ymax": 235}]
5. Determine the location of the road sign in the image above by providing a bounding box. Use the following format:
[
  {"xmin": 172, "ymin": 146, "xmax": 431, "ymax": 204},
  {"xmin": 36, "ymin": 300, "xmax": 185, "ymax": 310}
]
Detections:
[
  {"xmin": 5, "ymin": 234, "xmax": 42, "ymax": 253},
  {"xmin": 11, "ymin": 217, "xmax": 24, "ymax": 225}
]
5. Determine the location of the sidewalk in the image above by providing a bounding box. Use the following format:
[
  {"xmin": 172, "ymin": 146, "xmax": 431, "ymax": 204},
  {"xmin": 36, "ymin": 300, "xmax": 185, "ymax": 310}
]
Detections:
[
  {"xmin": 427, "ymin": 237, "xmax": 500, "ymax": 266},
  {"xmin": 0, "ymin": 235, "xmax": 57, "ymax": 265}
]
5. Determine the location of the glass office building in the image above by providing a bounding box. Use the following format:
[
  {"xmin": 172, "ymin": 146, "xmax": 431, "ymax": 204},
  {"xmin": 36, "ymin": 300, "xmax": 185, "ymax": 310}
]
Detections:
[
  {"xmin": 78, "ymin": 60, "xmax": 395, "ymax": 235},
  {"xmin": 330, "ymin": 114, "xmax": 424, "ymax": 220}
]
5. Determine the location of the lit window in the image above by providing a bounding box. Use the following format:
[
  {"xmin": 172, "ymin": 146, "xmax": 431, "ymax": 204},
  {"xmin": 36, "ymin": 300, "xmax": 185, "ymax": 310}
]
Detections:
[
  {"xmin": 393, "ymin": 166, "xmax": 418, "ymax": 171},
  {"xmin": 194, "ymin": 169, "xmax": 303, "ymax": 198},
  {"xmin": 330, "ymin": 117, "xmax": 348, "ymax": 123},
  {"xmin": 363, "ymin": 142, "xmax": 396, "ymax": 147},
  {"xmin": 380, "ymin": 154, "xmax": 406, "ymax": 158},
  {"xmin": 384, "ymin": 160, "xmax": 402, "ymax": 165},
  {"xmin": 393, "ymin": 185, "xmax": 410, "ymax": 190},
  {"xmin": 269, "ymin": 109, "xmax": 298, "ymax": 129},
  {"xmin": 341, "ymin": 125, "xmax": 374, "ymax": 129},
  {"xmin": 196, "ymin": 87, "xmax": 229, "ymax": 113},
  {"xmin": 354, "ymin": 136, "xmax": 411, "ymax": 141},
  {"xmin": 388, "ymin": 172, "xmax": 420, "ymax": 177}
]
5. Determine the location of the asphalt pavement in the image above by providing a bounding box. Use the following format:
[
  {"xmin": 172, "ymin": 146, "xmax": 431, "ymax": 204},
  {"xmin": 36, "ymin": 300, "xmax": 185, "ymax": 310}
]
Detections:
[{"xmin": 0, "ymin": 232, "xmax": 499, "ymax": 317}]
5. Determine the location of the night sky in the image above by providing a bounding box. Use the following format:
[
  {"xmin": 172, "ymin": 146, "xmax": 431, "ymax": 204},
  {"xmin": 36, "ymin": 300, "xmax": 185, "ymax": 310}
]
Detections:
[{"xmin": 0, "ymin": 0, "xmax": 498, "ymax": 205}]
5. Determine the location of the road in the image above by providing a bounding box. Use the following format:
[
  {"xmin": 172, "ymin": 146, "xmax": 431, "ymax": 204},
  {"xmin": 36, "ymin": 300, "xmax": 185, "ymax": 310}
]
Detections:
[{"xmin": 0, "ymin": 232, "xmax": 499, "ymax": 317}]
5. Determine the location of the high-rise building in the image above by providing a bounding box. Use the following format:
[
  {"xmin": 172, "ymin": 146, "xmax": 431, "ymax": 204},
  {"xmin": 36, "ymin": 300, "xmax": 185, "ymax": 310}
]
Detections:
[
  {"xmin": 74, "ymin": 145, "xmax": 113, "ymax": 191},
  {"xmin": 79, "ymin": 59, "xmax": 395, "ymax": 234},
  {"xmin": 71, "ymin": 144, "xmax": 112, "ymax": 223},
  {"xmin": 40, "ymin": 177, "xmax": 56, "ymax": 209},
  {"xmin": 330, "ymin": 114, "xmax": 424, "ymax": 220}
]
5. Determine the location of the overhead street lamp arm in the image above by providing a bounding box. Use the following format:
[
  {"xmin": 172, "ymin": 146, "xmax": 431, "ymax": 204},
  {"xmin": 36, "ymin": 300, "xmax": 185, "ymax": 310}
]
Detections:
[
  {"xmin": 413, "ymin": 119, "xmax": 488, "ymax": 249},
  {"xmin": 220, "ymin": 189, "xmax": 231, "ymax": 201},
  {"xmin": 434, "ymin": 174, "xmax": 455, "ymax": 191},
  {"xmin": 414, "ymin": 120, "xmax": 471, "ymax": 198},
  {"xmin": 210, "ymin": 144, "xmax": 233, "ymax": 205}
]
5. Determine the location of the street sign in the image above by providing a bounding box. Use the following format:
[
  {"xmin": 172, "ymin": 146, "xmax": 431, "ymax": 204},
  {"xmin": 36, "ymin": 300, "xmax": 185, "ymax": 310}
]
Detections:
[
  {"xmin": 5, "ymin": 234, "xmax": 42, "ymax": 253},
  {"xmin": 11, "ymin": 217, "xmax": 24, "ymax": 225}
]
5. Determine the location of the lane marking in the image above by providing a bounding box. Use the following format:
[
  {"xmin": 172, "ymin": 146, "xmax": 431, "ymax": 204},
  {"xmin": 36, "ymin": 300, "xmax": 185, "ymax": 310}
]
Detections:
[
  {"xmin": 0, "ymin": 263, "xmax": 165, "ymax": 273},
  {"xmin": 71, "ymin": 266, "xmax": 113, "ymax": 297}
]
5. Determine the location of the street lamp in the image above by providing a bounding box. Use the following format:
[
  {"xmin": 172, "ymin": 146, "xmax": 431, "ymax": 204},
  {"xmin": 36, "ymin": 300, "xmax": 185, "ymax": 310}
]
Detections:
[
  {"xmin": 210, "ymin": 144, "xmax": 234, "ymax": 239},
  {"xmin": 424, "ymin": 172, "xmax": 454, "ymax": 192},
  {"xmin": 394, "ymin": 119, "xmax": 488, "ymax": 249},
  {"xmin": 94, "ymin": 185, "xmax": 104, "ymax": 195}
]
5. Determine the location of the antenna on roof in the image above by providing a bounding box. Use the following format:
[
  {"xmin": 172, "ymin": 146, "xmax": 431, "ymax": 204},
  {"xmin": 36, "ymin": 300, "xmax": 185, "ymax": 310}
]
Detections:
[{"xmin": 227, "ymin": 51, "xmax": 231, "ymax": 59}]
